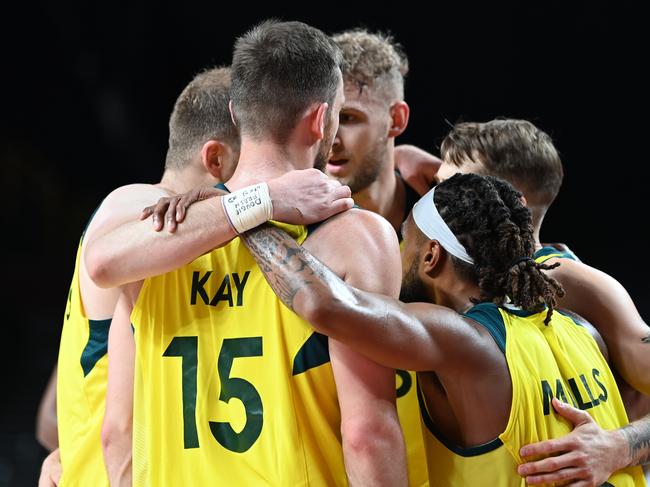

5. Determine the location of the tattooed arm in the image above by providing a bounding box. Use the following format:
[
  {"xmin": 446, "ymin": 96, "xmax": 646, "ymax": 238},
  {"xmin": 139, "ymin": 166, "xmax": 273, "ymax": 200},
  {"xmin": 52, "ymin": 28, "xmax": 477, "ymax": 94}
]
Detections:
[
  {"xmin": 621, "ymin": 413, "xmax": 650, "ymax": 467},
  {"xmin": 242, "ymin": 223, "xmax": 488, "ymax": 373},
  {"xmin": 518, "ymin": 399, "xmax": 650, "ymax": 486}
]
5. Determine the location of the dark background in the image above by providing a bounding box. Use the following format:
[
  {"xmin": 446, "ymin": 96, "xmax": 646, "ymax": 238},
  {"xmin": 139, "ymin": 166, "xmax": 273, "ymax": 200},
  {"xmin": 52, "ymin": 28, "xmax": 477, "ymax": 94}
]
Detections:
[{"xmin": 1, "ymin": 2, "xmax": 646, "ymax": 485}]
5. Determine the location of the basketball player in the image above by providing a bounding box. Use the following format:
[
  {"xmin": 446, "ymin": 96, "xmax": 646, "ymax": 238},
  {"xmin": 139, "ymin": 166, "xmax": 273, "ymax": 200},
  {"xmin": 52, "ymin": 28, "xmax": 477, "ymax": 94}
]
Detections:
[
  {"xmin": 93, "ymin": 20, "xmax": 406, "ymax": 486},
  {"xmin": 430, "ymin": 119, "xmax": 650, "ymax": 484},
  {"xmin": 240, "ymin": 172, "xmax": 647, "ymax": 486},
  {"xmin": 47, "ymin": 66, "xmax": 348, "ymax": 487}
]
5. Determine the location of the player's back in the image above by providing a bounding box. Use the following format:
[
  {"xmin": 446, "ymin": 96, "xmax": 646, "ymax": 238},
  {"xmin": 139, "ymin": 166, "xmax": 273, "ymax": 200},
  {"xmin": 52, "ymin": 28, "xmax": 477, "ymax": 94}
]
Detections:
[
  {"xmin": 420, "ymin": 302, "xmax": 646, "ymax": 486},
  {"xmin": 132, "ymin": 223, "xmax": 346, "ymax": 486}
]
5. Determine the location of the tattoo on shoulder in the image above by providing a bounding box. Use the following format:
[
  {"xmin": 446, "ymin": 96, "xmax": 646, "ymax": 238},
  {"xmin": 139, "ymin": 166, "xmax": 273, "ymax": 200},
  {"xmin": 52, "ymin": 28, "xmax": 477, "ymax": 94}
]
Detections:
[{"xmin": 642, "ymin": 334, "xmax": 650, "ymax": 344}]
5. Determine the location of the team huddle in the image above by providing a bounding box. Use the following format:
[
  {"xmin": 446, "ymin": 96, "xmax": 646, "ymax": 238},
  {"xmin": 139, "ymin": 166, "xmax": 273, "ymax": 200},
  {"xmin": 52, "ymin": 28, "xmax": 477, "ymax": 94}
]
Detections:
[{"xmin": 39, "ymin": 19, "xmax": 650, "ymax": 487}]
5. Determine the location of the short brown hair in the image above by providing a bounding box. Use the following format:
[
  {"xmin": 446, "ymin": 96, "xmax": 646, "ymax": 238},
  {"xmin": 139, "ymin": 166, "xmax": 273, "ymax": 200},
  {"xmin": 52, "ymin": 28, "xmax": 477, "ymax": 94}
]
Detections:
[
  {"xmin": 231, "ymin": 20, "xmax": 342, "ymax": 144},
  {"xmin": 166, "ymin": 66, "xmax": 238, "ymax": 170},
  {"xmin": 440, "ymin": 119, "xmax": 563, "ymax": 207},
  {"xmin": 332, "ymin": 29, "xmax": 408, "ymax": 103}
]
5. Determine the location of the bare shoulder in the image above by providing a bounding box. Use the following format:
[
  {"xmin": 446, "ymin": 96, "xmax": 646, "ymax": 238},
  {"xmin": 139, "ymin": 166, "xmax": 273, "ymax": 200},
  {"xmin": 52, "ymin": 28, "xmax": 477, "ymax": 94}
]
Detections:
[
  {"xmin": 305, "ymin": 207, "xmax": 398, "ymax": 250},
  {"xmin": 304, "ymin": 209, "xmax": 401, "ymax": 294},
  {"xmin": 101, "ymin": 183, "xmax": 171, "ymax": 209},
  {"xmin": 85, "ymin": 183, "xmax": 170, "ymax": 242},
  {"xmin": 546, "ymin": 256, "xmax": 618, "ymax": 289}
]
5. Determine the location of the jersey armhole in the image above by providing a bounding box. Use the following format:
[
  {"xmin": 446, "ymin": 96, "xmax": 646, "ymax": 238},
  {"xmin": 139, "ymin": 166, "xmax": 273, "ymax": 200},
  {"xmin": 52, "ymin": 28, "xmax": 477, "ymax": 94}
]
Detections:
[{"xmin": 462, "ymin": 302, "xmax": 507, "ymax": 354}]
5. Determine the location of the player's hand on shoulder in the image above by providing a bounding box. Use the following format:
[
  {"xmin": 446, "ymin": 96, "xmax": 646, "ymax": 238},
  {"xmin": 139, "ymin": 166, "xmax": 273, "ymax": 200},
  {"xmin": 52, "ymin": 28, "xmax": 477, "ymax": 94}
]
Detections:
[{"xmin": 268, "ymin": 168, "xmax": 354, "ymax": 225}]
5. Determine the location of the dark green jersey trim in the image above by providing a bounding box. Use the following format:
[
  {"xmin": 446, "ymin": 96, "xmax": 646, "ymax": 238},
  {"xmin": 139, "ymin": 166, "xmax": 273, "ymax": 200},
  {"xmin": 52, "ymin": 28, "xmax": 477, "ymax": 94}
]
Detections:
[
  {"xmin": 501, "ymin": 306, "xmax": 538, "ymax": 318},
  {"xmin": 292, "ymin": 332, "xmax": 330, "ymax": 375},
  {"xmin": 80, "ymin": 318, "xmax": 112, "ymax": 377},
  {"xmin": 215, "ymin": 182, "xmax": 228, "ymax": 191},
  {"xmin": 534, "ymin": 246, "xmax": 579, "ymax": 264},
  {"xmin": 463, "ymin": 302, "xmax": 507, "ymax": 354},
  {"xmin": 417, "ymin": 382, "xmax": 503, "ymax": 456},
  {"xmin": 395, "ymin": 170, "xmax": 421, "ymax": 242}
]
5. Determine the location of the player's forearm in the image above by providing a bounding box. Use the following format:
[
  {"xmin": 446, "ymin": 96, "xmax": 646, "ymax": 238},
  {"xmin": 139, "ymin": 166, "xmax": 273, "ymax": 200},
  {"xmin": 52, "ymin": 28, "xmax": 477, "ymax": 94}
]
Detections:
[
  {"xmin": 619, "ymin": 413, "xmax": 650, "ymax": 467},
  {"xmin": 86, "ymin": 197, "xmax": 236, "ymax": 287},
  {"xmin": 242, "ymin": 224, "xmax": 436, "ymax": 370},
  {"xmin": 101, "ymin": 423, "xmax": 132, "ymax": 487},
  {"xmin": 342, "ymin": 406, "xmax": 408, "ymax": 487}
]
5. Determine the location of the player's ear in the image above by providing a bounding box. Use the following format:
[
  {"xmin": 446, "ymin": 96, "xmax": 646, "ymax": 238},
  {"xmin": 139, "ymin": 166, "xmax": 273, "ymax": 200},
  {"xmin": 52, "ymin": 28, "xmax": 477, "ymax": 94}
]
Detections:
[
  {"xmin": 309, "ymin": 102, "xmax": 329, "ymax": 141},
  {"xmin": 201, "ymin": 140, "xmax": 229, "ymax": 180},
  {"xmin": 388, "ymin": 101, "xmax": 410, "ymax": 138},
  {"xmin": 421, "ymin": 239, "xmax": 446, "ymax": 278}
]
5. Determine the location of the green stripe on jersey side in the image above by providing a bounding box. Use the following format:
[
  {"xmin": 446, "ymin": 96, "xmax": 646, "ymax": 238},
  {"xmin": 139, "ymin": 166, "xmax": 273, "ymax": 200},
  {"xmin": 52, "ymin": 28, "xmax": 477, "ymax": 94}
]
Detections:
[
  {"xmin": 80, "ymin": 318, "xmax": 112, "ymax": 377},
  {"xmin": 292, "ymin": 332, "xmax": 330, "ymax": 375}
]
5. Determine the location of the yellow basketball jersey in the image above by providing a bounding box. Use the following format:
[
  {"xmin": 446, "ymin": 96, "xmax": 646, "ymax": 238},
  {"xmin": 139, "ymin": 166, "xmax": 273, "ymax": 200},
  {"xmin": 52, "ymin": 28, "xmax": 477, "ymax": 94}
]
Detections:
[
  {"xmin": 132, "ymin": 223, "xmax": 346, "ymax": 486},
  {"xmin": 419, "ymin": 303, "xmax": 646, "ymax": 486},
  {"xmin": 57, "ymin": 237, "xmax": 110, "ymax": 487},
  {"xmin": 395, "ymin": 370, "xmax": 428, "ymax": 486}
]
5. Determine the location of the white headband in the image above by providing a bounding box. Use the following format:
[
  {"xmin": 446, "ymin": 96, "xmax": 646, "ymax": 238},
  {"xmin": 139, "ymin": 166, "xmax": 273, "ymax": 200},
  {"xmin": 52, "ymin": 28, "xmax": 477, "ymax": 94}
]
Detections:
[{"xmin": 412, "ymin": 186, "xmax": 475, "ymax": 265}]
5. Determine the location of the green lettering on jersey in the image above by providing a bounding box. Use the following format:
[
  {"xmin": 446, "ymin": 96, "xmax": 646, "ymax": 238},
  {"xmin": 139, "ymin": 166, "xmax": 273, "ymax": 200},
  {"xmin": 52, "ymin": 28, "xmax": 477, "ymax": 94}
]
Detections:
[
  {"xmin": 191, "ymin": 271, "xmax": 212, "ymax": 305},
  {"xmin": 191, "ymin": 271, "xmax": 250, "ymax": 307},
  {"xmin": 592, "ymin": 368, "xmax": 608, "ymax": 403},
  {"xmin": 209, "ymin": 274, "xmax": 233, "ymax": 307}
]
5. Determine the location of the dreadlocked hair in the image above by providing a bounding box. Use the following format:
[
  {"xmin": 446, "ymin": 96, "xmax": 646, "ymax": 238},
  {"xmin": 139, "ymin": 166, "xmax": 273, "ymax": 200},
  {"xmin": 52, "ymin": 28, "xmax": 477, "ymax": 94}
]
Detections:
[{"xmin": 434, "ymin": 173, "xmax": 565, "ymax": 324}]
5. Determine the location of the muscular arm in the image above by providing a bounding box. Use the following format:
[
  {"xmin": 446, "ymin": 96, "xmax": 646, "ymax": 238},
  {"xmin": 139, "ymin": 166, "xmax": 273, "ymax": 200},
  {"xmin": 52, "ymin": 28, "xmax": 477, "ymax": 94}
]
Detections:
[
  {"xmin": 548, "ymin": 258, "xmax": 650, "ymax": 395},
  {"xmin": 86, "ymin": 169, "xmax": 352, "ymax": 288},
  {"xmin": 101, "ymin": 282, "xmax": 141, "ymax": 487},
  {"xmin": 302, "ymin": 210, "xmax": 407, "ymax": 486},
  {"xmin": 242, "ymin": 221, "xmax": 473, "ymax": 372},
  {"xmin": 85, "ymin": 187, "xmax": 236, "ymax": 289}
]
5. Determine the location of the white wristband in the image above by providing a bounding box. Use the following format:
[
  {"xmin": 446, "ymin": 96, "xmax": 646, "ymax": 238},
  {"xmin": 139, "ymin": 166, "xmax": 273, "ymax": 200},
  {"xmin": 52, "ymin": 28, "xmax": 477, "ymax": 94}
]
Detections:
[{"xmin": 221, "ymin": 182, "xmax": 273, "ymax": 234}]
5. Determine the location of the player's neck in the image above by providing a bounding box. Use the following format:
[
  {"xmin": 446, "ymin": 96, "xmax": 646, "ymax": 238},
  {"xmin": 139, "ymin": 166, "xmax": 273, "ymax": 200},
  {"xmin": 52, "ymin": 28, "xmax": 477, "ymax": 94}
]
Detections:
[
  {"xmin": 432, "ymin": 279, "xmax": 479, "ymax": 314},
  {"xmin": 158, "ymin": 165, "xmax": 216, "ymax": 195},
  {"xmin": 529, "ymin": 205, "xmax": 545, "ymax": 249},
  {"xmin": 227, "ymin": 138, "xmax": 313, "ymax": 189},
  {"xmin": 352, "ymin": 153, "xmax": 404, "ymax": 232}
]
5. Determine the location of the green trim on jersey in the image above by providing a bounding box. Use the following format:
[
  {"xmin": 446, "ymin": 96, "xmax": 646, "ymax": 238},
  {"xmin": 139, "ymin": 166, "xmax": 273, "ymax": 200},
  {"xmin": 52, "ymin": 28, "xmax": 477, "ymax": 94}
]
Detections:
[
  {"xmin": 292, "ymin": 332, "xmax": 330, "ymax": 375},
  {"xmin": 417, "ymin": 384, "xmax": 503, "ymax": 456},
  {"xmin": 463, "ymin": 302, "xmax": 507, "ymax": 354},
  {"xmin": 80, "ymin": 318, "xmax": 112, "ymax": 376}
]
